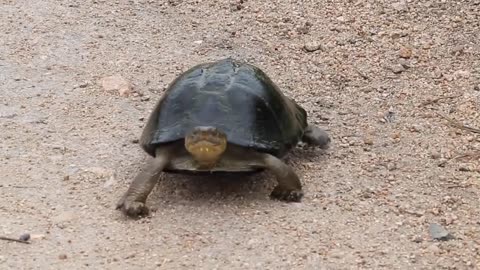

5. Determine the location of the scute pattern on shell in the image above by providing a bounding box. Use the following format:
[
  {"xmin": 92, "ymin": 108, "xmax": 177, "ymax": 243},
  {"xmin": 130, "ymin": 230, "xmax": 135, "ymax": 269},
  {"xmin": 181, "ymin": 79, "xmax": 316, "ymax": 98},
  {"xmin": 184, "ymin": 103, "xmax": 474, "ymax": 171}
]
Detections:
[{"xmin": 142, "ymin": 58, "xmax": 308, "ymax": 157}]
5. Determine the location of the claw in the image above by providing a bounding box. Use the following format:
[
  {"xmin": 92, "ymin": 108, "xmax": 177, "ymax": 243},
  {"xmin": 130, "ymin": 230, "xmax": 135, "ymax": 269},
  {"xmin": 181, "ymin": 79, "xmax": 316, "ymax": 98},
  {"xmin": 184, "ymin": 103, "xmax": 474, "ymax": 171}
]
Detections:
[
  {"xmin": 116, "ymin": 197, "xmax": 150, "ymax": 218},
  {"xmin": 270, "ymin": 186, "xmax": 304, "ymax": 202}
]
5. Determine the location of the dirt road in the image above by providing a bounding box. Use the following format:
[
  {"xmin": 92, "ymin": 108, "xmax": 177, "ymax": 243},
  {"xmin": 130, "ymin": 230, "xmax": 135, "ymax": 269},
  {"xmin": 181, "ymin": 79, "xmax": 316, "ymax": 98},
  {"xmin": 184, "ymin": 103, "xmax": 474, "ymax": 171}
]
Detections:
[{"xmin": 1, "ymin": 0, "xmax": 479, "ymax": 269}]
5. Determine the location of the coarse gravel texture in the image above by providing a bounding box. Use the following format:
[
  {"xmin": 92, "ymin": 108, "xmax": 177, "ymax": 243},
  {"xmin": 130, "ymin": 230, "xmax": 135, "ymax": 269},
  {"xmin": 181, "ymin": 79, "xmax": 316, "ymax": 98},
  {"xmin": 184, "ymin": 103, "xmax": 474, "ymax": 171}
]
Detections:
[{"xmin": 1, "ymin": 0, "xmax": 480, "ymax": 269}]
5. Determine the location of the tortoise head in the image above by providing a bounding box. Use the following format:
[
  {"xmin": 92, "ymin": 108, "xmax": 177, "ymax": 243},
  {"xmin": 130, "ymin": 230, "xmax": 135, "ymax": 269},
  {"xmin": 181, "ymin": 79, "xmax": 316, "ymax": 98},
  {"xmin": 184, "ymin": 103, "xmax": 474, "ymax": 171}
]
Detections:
[{"xmin": 184, "ymin": 126, "xmax": 227, "ymax": 169}]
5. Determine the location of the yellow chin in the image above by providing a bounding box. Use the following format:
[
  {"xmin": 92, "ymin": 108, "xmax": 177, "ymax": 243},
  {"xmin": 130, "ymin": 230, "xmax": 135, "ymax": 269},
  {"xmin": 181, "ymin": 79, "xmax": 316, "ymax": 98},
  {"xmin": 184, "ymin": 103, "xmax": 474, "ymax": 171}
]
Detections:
[{"xmin": 185, "ymin": 141, "xmax": 227, "ymax": 168}]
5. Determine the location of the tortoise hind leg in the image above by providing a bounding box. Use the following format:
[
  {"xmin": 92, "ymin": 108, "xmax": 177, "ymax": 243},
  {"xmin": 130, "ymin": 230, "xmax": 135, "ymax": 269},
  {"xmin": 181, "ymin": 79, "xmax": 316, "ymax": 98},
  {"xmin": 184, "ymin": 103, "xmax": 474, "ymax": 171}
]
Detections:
[
  {"xmin": 287, "ymin": 97, "xmax": 331, "ymax": 149},
  {"xmin": 116, "ymin": 145, "xmax": 174, "ymax": 217},
  {"xmin": 302, "ymin": 125, "xmax": 331, "ymax": 149}
]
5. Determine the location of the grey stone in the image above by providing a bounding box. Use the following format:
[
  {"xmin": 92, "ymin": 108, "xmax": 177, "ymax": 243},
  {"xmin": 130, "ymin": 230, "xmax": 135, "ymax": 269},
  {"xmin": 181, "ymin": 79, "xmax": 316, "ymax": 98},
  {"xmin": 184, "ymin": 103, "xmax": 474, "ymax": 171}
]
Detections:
[{"xmin": 429, "ymin": 223, "xmax": 453, "ymax": 241}]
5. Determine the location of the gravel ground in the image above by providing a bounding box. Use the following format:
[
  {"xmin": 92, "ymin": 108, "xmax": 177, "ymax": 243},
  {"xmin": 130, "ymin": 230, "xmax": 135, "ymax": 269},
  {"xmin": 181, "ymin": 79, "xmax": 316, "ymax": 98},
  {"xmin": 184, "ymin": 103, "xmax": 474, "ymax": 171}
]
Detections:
[{"xmin": 1, "ymin": 0, "xmax": 480, "ymax": 269}]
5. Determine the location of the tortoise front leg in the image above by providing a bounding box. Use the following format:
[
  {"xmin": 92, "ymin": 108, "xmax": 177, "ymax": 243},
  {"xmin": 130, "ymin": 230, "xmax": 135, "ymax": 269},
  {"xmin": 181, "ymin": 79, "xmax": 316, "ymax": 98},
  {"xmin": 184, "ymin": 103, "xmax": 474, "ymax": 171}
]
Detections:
[
  {"xmin": 260, "ymin": 153, "xmax": 304, "ymax": 202},
  {"xmin": 116, "ymin": 146, "xmax": 172, "ymax": 217}
]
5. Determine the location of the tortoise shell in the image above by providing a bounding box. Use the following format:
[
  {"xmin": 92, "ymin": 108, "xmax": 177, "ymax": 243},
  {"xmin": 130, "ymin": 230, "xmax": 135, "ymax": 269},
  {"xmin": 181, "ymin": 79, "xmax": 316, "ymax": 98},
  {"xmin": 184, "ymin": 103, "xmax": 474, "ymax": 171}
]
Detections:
[{"xmin": 142, "ymin": 58, "xmax": 308, "ymax": 157}]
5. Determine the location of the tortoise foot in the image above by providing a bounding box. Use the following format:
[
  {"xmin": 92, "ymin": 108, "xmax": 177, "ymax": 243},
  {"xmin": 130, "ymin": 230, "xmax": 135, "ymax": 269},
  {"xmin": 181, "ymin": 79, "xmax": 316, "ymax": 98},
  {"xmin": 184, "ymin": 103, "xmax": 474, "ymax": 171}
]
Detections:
[
  {"xmin": 270, "ymin": 186, "xmax": 304, "ymax": 202},
  {"xmin": 116, "ymin": 197, "xmax": 150, "ymax": 218},
  {"xmin": 303, "ymin": 125, "xmax": 331, "ymax": 149}
]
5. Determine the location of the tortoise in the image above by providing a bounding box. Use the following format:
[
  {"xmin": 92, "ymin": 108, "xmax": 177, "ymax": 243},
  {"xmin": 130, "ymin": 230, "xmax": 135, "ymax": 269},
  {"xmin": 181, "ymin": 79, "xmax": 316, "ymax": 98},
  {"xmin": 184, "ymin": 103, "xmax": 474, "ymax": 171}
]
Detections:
[{"xmin": 116, "ymin": 58, "xmax": 330, "ymax": 217}]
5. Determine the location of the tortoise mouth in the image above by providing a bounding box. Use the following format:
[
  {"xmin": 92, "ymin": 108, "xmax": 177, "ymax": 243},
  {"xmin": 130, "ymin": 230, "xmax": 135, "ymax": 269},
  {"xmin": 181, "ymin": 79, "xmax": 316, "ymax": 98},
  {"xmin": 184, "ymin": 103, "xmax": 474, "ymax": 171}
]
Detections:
[{"xmin": 184, "ymin": 126, "xmax": 227, "ymax": 168}]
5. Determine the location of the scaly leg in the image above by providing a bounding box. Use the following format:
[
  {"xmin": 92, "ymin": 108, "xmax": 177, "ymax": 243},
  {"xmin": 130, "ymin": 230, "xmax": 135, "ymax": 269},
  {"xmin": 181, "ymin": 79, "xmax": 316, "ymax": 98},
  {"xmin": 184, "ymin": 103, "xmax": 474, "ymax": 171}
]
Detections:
[
  {"xmin": 260, "ymin": 153, "xmax": 304, "ymax": 202},
  {"xmin": 116, "ymin": 146, "xmax": 172, "ymax": 217}
]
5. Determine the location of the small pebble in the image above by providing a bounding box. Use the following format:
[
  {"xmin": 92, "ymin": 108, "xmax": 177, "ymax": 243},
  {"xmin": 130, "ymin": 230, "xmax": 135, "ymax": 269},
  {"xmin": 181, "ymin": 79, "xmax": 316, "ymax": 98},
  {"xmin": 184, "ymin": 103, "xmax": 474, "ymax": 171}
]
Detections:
[
  {"xmin": 100, "ymin": 75, "xmax": 133, "ymax": 97},
  {"xmin": 384, "ymin": 111, "xmax": 396, "ymax": 123},
  {"xmin": 363, "ymin": 137, "xmax": 374, "ymax": 145},
  {"xmin": 444, "ymin": 215, "xmax": 457, "ymax": 225},
  {"xmin": 303, "ymin": 42, "xmax": 323, "ymax": 52},
  {"xmin": 398, "ymin": 58, "xmax": 410, "ymax": 69},
  {"xmin": 411, "ymin": 235, "xmax": 423, "ymax": 243},
  {"xmin": 437, "ymin": 159, "xmax": 447, "ymax": 167},
  {"xmin": 431, "ymin": 208, "xmax": 441, "ymax": 215},
  {"xmin": 59, "ymin": 254, "xmax": 68, "ymax": 260},
  {"xmin": 399, "ymin": 46, "xmax": 412, "ymax": 59},
  {"xmin": 234, "ymin": 3, "xmax": 243, "ymax": 11},
  {"xmin": 19, "ymin": 233, "xmax": 30, "ymax": 241},
  {"xmin": 410, "ymin": 125, "xmax": 422, "ymax": 132},
  {"xmin": 390, "ymin": 64, "xmax": 406, "ymax": 74},
  {"xmin": 450, "ymin": 45, "xmax": 464, "ymax": 55},
  {"xmin": 432, "ymin": 71, "xmax": 443, "ymax": 79},
  {"xmin": 458, "ymin": 166, "xmax": 472, "ymax": 172},
  {"xmin": 429, "ymin": 223, "xmax": 453, "ymax": 241}
]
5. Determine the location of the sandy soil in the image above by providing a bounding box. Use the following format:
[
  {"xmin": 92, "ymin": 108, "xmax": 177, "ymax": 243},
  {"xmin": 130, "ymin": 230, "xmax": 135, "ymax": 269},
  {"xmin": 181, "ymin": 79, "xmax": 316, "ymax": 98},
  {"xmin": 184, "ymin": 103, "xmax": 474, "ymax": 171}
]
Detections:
[{"xmin": 1, "ymin": 0, "xmax": 480, "ymax": 269}]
